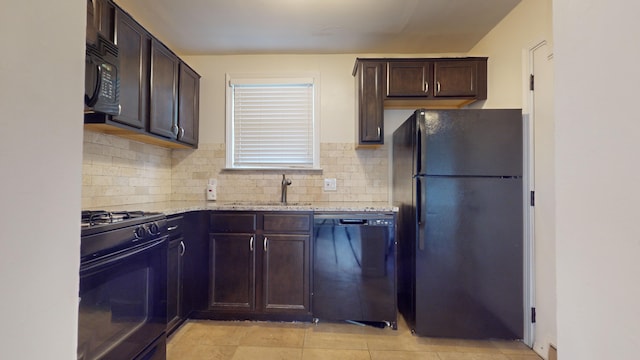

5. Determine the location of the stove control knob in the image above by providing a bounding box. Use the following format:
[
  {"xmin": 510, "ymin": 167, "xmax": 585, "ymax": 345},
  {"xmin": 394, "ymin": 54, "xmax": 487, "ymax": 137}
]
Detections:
[
  {"xmin": 148, "ymin": 222, "xmax": 160, "ymax": 235},
  {"xmin": 134, "ymin": 226, "xmax": 146, "ymax": 240}
]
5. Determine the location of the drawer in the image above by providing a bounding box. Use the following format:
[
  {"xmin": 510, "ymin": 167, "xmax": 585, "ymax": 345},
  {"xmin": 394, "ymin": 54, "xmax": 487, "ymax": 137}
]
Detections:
[
  {"xmin": 263, "ymin": 213, "xmax": 311, "ymax": 233},
  {"xmin": 167, "ymin": 215, "xmax": 184, "ymax": 239},
  {"xmin": 210, "ymin": 213, "xmax": 257, "ymax": 233}
]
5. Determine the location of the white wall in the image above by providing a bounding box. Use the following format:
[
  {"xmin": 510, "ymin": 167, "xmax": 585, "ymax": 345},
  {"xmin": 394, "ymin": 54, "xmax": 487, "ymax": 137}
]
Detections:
[
  {"xmin": 469, "ymin": 0, "xmax": 553, "ymax": 109},
  {"xmin": 469, "ymin": 1, "xmax": 555, "ymax": 357},
  {"xmin": 0, "ymin": 1, "xmax": 84, "ymax": 358},
  {"xmin": 554, "ymin": 1, "xmax": 640, "ymax": 359},
  {"xmin": 182, "ymin": 54, "xmax": 358, "ymax": 144}
]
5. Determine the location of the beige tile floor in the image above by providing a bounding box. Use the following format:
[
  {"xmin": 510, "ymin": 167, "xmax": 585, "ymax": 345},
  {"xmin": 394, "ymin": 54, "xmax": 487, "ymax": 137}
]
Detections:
[{"xmin": 167, "ymin": 316, "xmax": 542, "ymax": 360}]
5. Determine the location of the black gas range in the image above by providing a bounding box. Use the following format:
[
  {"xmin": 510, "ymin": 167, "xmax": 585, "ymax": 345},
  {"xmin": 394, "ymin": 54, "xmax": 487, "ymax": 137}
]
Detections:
[
  {"xmin": 78, "ymin": 210, "xmax": 168, "ymax": 360},
  {"xmin": 80, "ymin": 210, "xmax": 167, "ymax": 259},
  {"xmin": 81, "ymin": 210, "xmax": 166, "ymax": 235}
]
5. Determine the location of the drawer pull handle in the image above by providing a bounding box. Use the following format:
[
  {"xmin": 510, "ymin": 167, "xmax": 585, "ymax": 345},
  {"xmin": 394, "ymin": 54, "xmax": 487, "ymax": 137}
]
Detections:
[{"xmin": 168, "ymin": 225, "xmax": 179, "ymax": 231}]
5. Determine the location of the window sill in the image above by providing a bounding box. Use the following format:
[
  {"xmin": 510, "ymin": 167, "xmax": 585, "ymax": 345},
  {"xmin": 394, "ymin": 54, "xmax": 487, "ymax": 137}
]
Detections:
[{"xmin": 222, "ymin": 167, "xmax": 323, "ymax": 173}]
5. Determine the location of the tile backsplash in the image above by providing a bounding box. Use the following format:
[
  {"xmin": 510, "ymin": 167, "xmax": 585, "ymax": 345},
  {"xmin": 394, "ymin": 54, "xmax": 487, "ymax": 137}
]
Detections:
[
  {"xmin": 82, "ymin": 131, "xmax": 390, "ymax": 208},
  {"xmin": 171, "ymin": 143, "xmax": 389, "ymax": 203},
  {"xmin": 82, "ymin": 131, "xmax": 172, "ymax": 208}
]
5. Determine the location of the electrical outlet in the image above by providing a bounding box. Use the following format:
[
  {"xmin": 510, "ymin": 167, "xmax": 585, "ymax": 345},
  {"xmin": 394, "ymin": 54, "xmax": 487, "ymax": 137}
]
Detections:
[{"xmin": 324, "ymin": 178, "xmax": 337, "ymax": 191}]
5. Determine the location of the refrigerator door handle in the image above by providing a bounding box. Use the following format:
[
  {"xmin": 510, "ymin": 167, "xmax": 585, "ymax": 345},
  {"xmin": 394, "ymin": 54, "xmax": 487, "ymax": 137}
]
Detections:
[
  {"xmin": 416, "ymin": 125, "xmax": 422, "ymax": 174},
  {"xmin": 416, "ymin": 176, "xmax": 424, "ymax": 251}
]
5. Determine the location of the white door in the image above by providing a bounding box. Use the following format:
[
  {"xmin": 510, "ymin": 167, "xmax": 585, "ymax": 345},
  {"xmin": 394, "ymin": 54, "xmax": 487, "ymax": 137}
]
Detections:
[{"xmin": 530, "ymin": 41, "xmax": 557, "ymax": 359}]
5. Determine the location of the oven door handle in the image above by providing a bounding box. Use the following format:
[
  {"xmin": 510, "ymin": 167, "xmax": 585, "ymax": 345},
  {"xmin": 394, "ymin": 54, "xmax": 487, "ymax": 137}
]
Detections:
[{"xmin": 81, "ymin": 236, "xmax": 168, "ymax": 273}]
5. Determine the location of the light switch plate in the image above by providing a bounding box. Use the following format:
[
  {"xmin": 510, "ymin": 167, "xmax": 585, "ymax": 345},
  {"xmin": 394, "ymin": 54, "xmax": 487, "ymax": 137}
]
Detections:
[
  {"xmin": 206, "ymin": 178, "xmax": 217, "ymax": 201},
  {"xmin": 324, "ymin": 178, "xmax": 337, "ymax": 191}
]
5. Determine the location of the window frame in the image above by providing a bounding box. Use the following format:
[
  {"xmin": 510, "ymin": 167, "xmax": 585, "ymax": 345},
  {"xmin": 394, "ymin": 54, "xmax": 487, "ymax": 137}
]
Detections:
[{"xmin": 225, "ymin": 73, "xmax": 321, "ymax": 170}]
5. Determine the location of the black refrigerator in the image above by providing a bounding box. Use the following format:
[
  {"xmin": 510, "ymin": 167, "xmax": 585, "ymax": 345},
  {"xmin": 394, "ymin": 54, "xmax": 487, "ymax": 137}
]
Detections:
[{"xmin": 392, "ymin": 109, "xmax": 524, "ymax": 339}]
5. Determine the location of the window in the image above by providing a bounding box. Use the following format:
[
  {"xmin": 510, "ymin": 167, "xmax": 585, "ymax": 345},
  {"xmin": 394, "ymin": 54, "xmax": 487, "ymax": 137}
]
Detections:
[{"xmin": 225, "ymin": 74, "xmax": 320, "ymax": 170}]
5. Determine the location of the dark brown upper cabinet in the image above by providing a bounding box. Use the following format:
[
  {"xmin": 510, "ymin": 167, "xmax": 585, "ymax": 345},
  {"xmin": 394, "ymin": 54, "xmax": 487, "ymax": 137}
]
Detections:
[
  {"xmin": 385, "ymin": 58, "xmax": 487, "ymax": 100},
  {"xmin": 84, "ymin": 1, "xmax": 200, "ymax": 149},
  {"xmin": 112, "ymin": 8, "xmax": 149, "ymax": 129},
  {"xmin": 433, "ymin": 60, "xmax": 486, "ymax": 99},
  {"xmin": 354, "ymin": 57, "xmax": 487, "ymax": 147},
  {"xmin": 150, "ymin": 39, "xmax": 179, "ymax": 140},
  {"xmin": 86, "ymin": 0, "xmax": 115, "ymax": 43},
  {"xmin": 353, "ymin": 60, "xmax": 385, "ymax": 145},
  {"xmin": 386, "ymin": 61, "xmax": 433, "ymax": 98},
  {"xmin": 177, "ymin": 63, "xmax": 200, "ymax": 147}
]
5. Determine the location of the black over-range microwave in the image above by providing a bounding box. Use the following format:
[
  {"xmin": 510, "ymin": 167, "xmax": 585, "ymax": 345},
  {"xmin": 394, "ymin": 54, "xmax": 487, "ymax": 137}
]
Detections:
[{"xmin": 85, "ymin": 0, "xmax": 120, "ymax": 116}]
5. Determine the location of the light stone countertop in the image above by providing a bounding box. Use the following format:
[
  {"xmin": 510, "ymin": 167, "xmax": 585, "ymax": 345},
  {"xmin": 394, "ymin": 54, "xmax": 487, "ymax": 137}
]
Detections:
[{"xmin": 89, "ymin": 200, "xmax": 398, "ymax": 216}]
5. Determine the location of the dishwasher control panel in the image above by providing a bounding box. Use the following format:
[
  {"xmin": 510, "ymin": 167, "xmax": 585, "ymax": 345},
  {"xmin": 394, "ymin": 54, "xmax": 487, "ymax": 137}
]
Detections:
[{"xmin": 367, "ymin": 218, "xmax": 394, "ymax": 226}]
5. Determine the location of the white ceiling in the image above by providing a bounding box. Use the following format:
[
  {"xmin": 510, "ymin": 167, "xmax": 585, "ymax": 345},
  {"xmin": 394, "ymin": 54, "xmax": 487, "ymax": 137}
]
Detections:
[{"xmin": 114, "ymin": 0, "xmax": 521, "ymax": 55}]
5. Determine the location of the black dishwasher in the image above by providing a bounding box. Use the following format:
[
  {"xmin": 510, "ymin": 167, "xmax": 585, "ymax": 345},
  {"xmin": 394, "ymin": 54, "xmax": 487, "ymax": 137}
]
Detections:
[{"xmin": 312, "ymin": 213, "xmax": 397, "ymax": 329}]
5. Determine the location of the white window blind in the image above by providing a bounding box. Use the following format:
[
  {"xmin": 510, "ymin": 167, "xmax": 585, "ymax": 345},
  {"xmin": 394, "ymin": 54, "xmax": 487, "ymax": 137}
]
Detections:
[{"xmin": 227, "ymin": 76, "xmax": 318, "ymax": 169}]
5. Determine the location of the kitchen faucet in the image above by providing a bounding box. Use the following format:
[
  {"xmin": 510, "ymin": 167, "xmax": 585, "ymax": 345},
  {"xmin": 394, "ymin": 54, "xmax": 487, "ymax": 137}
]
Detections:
[{"xmin": 281, "ymin": 174, "xmax": 292, "ymax": 204}]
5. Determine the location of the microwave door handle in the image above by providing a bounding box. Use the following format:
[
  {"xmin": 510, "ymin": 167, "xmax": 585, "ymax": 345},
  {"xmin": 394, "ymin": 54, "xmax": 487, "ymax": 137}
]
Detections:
[{"xmin": 85, "ymin": 61, "xmax": 102, "ymax": 107}]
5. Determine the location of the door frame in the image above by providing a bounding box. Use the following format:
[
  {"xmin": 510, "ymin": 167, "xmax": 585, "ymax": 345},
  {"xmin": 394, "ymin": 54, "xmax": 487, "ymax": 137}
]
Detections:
[{"xmin": 522, "ymin": 39, "xmax": 549, "ymax": 348}]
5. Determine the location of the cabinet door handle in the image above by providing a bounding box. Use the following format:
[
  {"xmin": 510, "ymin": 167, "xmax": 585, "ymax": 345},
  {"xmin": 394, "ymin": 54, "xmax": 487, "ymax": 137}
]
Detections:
[
  {"xmin": 179, "ymin": 240, "xmax": 185, "ymax": 256},
  {"xmin": 424, "ymin": 81, "xmax": 429, "ymax": 93},
  {"xmin": 178, "ymin": 127, "xmax": 185, "ymax": 139},
  {"xmin": 250, "ymin": 236, "xmax": 254, "ymax": 252},
  {"xmin": 377, "ymin": 126, "xmax": 381, "ymax": 139},
  {"xmin": 171, "ymin": 124, "xmax": 179, "ymax": 135},
  {"xmin": 436, "ymin": 81, "xmax": 441, "ymax": 94},
  {"xmin": 263, "ymin": 237, "xmax": 268, "ymax": 252}
]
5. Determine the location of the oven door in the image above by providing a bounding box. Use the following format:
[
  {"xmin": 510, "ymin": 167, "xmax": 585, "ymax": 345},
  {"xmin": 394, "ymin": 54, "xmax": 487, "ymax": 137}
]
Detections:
[{"xmin": 78, "ymin": 236, "xmax": 167, "ymax": 360}]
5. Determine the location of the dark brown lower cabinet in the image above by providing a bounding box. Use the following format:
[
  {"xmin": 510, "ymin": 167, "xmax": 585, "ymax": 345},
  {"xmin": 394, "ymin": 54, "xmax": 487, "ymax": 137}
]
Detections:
[
  {"xmin": 208, "ymin": 212, "xmax": 312, "ymax": 321},
  {"xmin": 262, "ymin": 233, "xmax": 309, "ymax": 313},
  {"xmin": 167, "ymin": 211, "xmax": 209, "ymax": 335},
  {"xmin": 210, "ymin": 233, "xmax": 256, "ymax": 311},
  {"xmin": 167, "ymin": 236, "xmax": 184, "ymax": 331},
  {"xmin": 166, "ymin": 215, "xmax": 184, "ymax": 334}
]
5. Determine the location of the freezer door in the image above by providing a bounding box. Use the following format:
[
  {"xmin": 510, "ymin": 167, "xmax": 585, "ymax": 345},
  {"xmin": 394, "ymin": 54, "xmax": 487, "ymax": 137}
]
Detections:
[
  {"xmin": 419, "ymin": 109, "xmax": 523, "ymax": 176},
  {"xmin": 414, "ymin": 175, "xmax": 524, "ymax": 339}
]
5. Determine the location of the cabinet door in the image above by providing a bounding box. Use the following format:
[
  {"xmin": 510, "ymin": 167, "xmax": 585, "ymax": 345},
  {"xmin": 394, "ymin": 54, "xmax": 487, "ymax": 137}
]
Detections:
[
  {"xmin": 433, "ymin": 60, "xmax": 478, "ymax": 97},
  {"xmin": 177, "ymin": 63, "xmax": 200, "ymax": 146},
  {"xmin": 113, "ymin": 9, "xmax": 149, "ymax": 129},
  {"xmin": 182, "ymin": 211, "xmax": 209, "ymax": 314},
  {"xmin": 386, "ymin": 61, "xmax": 432, "ymax": 97},
  {"xmin": 149, "ymin": 39, "xmax": 178, "ymax": 139},
  {"xmin": 87, "ymin": 0, "xmax": 114, "ymax": 42},
  {"xmin": 209, "ymin": 233, "xmax": 256, "ymax": 311},
  {"xmin": 356, "ymin": 61, "xmax": 384, "ymax": 144},
  {"xmin": 167, "ymin": 237, "xmax": 183, "ymax": 331},
  {"xmin": 261, "ymin": 234, "xmax": 310, "ymax": 314}
]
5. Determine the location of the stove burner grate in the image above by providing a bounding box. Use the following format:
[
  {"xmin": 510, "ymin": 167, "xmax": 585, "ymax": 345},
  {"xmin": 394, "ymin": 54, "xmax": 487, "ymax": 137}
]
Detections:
[{"xmin": 81, "ymin": 210, "xmax": 146, "ymax": 227}]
